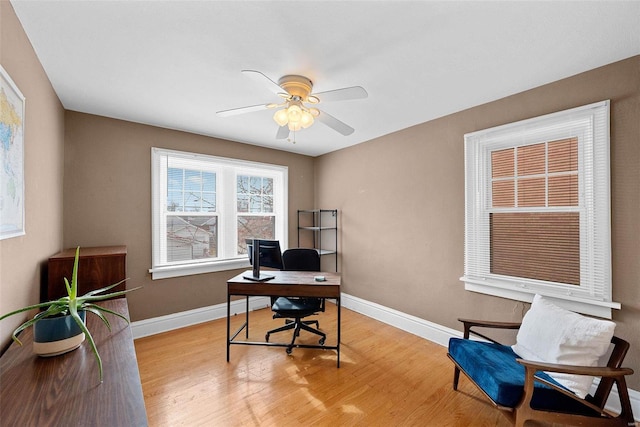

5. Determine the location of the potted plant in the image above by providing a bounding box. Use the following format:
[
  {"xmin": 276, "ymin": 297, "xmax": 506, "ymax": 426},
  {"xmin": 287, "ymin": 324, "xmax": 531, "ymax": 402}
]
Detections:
[{"xmin": 0, "ymin": 247, "xmax": 141, "ymax": 382}]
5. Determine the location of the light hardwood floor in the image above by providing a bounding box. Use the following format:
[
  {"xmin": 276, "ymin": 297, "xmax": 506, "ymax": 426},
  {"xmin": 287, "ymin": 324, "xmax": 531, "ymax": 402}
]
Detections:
[{"xmin": 134, "ymin": 303, "xmax": 562, "ymax": 426}]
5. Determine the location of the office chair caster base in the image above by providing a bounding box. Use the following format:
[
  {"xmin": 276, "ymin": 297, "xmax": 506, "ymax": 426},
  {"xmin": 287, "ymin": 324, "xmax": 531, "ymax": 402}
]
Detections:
[
  {"xmin": 286, "ymin": 347, "xmax": 293, "ymax": 355},
  {"xmin": 319, "ymin": 337, "xmax": 326, "ymax": 345}
]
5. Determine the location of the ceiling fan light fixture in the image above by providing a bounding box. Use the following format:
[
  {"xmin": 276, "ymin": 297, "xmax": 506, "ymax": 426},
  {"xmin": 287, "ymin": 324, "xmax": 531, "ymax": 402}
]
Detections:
[
  {"xmin": 287, "ymin": 104, "xmax": 302, "ymax": 123},
  {"xmin": 274, "ymin": 102, "xmax": 313, "ymax": 131},
  {"xmin": 273, "ymin": 109, "xmax": 289, "ymax": 126},
  {"xmin": 300, "ymin": 110, "xmax": 314, "ymax": 128}
]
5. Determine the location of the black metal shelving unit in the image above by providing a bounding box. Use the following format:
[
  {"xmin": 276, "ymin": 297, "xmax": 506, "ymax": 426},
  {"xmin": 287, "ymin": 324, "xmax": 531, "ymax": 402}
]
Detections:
[{"xmin": 297, "ymin": 209, "xmax": 338, "ymax": 272}]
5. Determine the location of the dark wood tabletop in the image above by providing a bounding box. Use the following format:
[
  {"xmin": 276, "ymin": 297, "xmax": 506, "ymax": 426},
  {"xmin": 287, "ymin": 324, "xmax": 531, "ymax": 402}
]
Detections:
[
  {"xmin": 227, "ymin": 270, "xmax": 341, "ymax": 298},
  {"xmin": 0, "ymin": 298, "xmax": 147, "ymax": 426}
]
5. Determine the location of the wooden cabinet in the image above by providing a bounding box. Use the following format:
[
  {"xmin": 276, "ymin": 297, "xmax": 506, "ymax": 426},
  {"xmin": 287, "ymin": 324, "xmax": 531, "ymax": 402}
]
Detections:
[{"xmin": 47, "ymin": 246, "xmax": 127, "ymax": 301}]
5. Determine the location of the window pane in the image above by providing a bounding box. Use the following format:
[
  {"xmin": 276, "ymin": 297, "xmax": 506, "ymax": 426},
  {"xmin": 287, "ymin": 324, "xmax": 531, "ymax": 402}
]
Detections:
[
  {"xmin": 168, "ymin": 168, "xmax": 183, "ymax": 191},
  {"xmin": 202, "ymin": 172, "xmax": 216, "ymax": 192},
  {"xmin": 249, "ymin": 196, "xmax": 262, "ymax": 213},
  {"xmin": 237, "ymin": 175, "xmax": 274, "ymax": 215},
  {"xmin": 184, "ymin": 193, "xmax": 200, "ymax": 211},
  {"xmin": 490, "ymin": 212, "xmax": 580, "ymax": 285},
  {"xmin": 492, "ymin": 180, "xmax": 514, "ymax": 207},
  {"xmin": 169, "ymin": 168, "xmax": 217, "ymax": 214},
  {"xmin": 549, "ymin": 175, "xmax": 578, "ymax": 206},
  {"xmin": 548, "ymin": 138, "xmax": 578, "ymax": 173},
  {"xmin": 237, "ymin": 195, "xmax": 249, "ymax": 213},
  {"xmin": 167, "ymin": 215, "xmax": 217, "ymax": 262},
  {"xmin": 518, "ymin": 177, "xmax": 546, "ymax": 207},
  {"xmin": 237, "ymin": 216, "xmax": 275, "ymax": 255},
  {"xmin": 201, "ymin": 192, "xmax": 216, "ymax": 212},
  {"xmin": 167, "ymin": 190, "xmax": 183, "ymax": 211},
  {"xmin": 237, "ymin": 175, "xmax": 248, "ymax": 194},
  {"xmin": 184, "ymin": 170, "xmax": 201, "ymax": 192},
  {"xmin": 262, "ymin": 177, "xmax": 273, "ymax": 195},
  {"xmin": 492, "ymin": 149, "xmax": 514, "ymax": 178},
  {"xmin": 249, "ymin": 176, "xmax": 262, "ymax": 194},
  {"xmin": 517, "ymin": 143, "xmax": 545, "ymax": 175},
  {"xmin": 263, "ymin": 196, "xmax": 273, "ymax": 213}
]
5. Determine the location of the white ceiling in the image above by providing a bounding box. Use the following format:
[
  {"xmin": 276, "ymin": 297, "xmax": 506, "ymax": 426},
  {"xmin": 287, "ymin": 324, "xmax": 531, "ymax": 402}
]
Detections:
[{"xmin": 10, "ymin": 1, "xmax": 640, "ymax": 157}]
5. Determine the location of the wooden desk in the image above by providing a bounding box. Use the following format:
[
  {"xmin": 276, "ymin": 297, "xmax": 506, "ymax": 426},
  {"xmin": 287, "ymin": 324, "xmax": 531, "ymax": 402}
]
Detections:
[
  {"xmin": 227, "ymin": 270, "xmax": 341, "ymax": 366},
  {"xmin": 0, "ymin": 299, "xmax": 147, "ymax": 426}
]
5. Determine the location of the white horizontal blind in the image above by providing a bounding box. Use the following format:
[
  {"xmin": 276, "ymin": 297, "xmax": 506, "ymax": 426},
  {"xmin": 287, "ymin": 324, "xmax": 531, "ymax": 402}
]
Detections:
[{"xmin": 462, "ymin": 100, "xmax": 618, "ymax": 318}]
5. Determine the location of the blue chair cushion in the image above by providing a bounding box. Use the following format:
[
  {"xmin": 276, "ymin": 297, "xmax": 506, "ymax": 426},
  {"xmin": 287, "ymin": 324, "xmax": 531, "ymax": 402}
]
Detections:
[{"xmin": 448, "ymin": 338, "xmax": 600, "ymax": 414}]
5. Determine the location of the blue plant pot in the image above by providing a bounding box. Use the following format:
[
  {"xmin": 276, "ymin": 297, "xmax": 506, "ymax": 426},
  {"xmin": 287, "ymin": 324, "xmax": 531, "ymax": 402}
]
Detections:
[{"xmin": 32, "ymin": 311, "xmax": 86, "ymax": 357}]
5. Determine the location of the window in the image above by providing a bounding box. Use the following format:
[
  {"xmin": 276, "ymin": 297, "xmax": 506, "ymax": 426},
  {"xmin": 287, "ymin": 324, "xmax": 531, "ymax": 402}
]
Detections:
[
  {"xmin": 150, "ymin": 148, "xmax": 287, "ymax": 279},
  {"xmin": 462, "ymin": 101, "xmax": 619, "ymax": 318}
]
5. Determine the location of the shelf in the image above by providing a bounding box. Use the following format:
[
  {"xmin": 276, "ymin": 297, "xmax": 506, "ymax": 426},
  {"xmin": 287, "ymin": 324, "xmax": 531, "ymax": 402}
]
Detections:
[
  {"xmin": 299, "ymin": 226, "xmax": 337, "ymax": 231},
  {"xmin": 298, "ymin": 209, "xmax": 336, "ymax": 213},
  {"xmin": 298, "ymin": 209, "xmax": 338, "ymax": 272}
]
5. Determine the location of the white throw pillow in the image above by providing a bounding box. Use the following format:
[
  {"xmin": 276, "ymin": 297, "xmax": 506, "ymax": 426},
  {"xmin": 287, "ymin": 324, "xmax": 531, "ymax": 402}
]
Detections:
[{"xmin": 511, "ymin": 294, "xmax": 615, "ymax": 398}]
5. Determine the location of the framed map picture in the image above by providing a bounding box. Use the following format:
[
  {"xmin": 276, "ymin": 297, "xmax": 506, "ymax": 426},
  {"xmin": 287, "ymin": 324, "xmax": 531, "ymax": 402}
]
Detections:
[{"xmin": 0, "ymin": 65, "xmax": 25, "ymax": 240}]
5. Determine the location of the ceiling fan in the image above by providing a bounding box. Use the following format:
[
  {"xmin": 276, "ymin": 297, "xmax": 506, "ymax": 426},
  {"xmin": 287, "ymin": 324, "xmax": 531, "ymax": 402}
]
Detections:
[{"xmin": 216, "ymin": 70, "xmax": 368, "ymax": 140}]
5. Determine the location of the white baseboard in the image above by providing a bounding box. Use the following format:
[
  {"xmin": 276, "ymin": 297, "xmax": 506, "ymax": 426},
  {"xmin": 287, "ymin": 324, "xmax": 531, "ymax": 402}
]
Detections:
[
  {"xmin": 131, "ymin": 296, "xmax": 270, "ymax": 339},
  {"xmin": 130, "ymin": 292, "xmax": 639, "ymax": 421},
  {"xmin": 340, "ymin": 293, "xmax": 464, "ymax": 346}
]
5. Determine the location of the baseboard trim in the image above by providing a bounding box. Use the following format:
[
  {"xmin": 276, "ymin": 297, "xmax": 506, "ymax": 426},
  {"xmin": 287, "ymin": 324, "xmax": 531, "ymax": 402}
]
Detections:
[
  {"xmin": 130, "ymin": 293, "xmax": 639, "ymax": 420},
  {"xmin": 339, "ymin": 293, "xmax": 462, "ymax": 347},
  {"xmin": 131, "ymin": 296, "xmax": 271, "ymax": 339}
]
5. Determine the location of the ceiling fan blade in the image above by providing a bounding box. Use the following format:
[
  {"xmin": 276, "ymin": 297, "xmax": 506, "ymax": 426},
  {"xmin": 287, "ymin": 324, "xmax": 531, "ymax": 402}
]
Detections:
[
  {"xmin": 216, "ymin": 103, "xmax": 270, "ymax": 117},
  {"xmin": 276, "ymin": 125, "xmax": 290, "ymax": 140},
  {"xmin": 316, "ymin": 110, "xmax": 355, "ymax": 136},
  {"xmin": 313, "ymin": 86, "xmax": 368, "ymax": 103},
  {"xmin": 242, "ymin": 70, "xmax": 285, "ymax": 96}
]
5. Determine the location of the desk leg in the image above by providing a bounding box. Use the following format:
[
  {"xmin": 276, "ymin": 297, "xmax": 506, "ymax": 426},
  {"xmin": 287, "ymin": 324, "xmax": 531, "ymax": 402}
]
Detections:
[
  {"xmin": 245, "ymin": 296, "xmax": 250, "ymax": 339},
  {"xmin": 226, "ymin": 292, "xmax": 231, "ymax": 362},
  {"xmin": 337, "ymin": 296, "xmax": 341, "ymax": 368}
]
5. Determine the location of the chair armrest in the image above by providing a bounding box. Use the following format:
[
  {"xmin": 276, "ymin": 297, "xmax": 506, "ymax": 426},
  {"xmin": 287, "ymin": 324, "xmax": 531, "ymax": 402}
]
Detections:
[
  {"xmin": 457, "ymin": 318, "xmax": 521, "ymax": 341},
  {"xmin": 516, "ymin": 358, "xmax": 635, "ymax": 418},
  {"xmin": 516, "ymin": 358, "xmax": 634, "ymax": 378}
]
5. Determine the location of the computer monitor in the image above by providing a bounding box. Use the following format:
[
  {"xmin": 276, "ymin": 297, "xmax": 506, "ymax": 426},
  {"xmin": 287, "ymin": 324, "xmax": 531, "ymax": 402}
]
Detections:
[{"xmin": 244, "ymin": 239, "xmax": 283, "ymax": 281}]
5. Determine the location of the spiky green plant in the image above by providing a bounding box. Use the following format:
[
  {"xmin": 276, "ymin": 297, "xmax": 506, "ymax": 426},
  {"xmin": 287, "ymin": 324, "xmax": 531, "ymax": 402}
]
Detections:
[{"xmin": 0, "ymin": 247, "xmax": 141, "ymax": 382}]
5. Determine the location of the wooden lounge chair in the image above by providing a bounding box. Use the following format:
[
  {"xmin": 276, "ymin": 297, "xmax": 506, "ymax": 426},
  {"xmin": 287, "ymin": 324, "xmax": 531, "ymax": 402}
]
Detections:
[{"xmin": 448, "ymin": 316, "xmax": 635, "ymax": 427}]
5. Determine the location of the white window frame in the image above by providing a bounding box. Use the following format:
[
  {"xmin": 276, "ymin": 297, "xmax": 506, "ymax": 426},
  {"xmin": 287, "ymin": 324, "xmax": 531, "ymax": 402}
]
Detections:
[
  {"xmin": 150, "ymin": 148, "xmax": 288, "ymax": 280},
  {"xmin": 461, "ymin": 100, "xmax": 619, "ymax": 318}
]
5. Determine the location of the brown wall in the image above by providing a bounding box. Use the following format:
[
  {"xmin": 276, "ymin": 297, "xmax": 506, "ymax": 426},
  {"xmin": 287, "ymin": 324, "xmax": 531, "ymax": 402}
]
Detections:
[
  {"xmin": 0, "ymin": 3, "xmax": 65, "ymax": 349},
  {"xmin": 315, "ymin": 55, "xmax": 640, "ymax": 389},
  {"xmin": 63, "ymin": 112, "xmax": 315, "ymax": 321}
]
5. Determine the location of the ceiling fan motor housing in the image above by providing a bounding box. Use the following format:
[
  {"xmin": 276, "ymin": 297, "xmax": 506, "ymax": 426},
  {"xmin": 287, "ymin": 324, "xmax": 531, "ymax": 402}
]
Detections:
[{"xmin": 278, "ymin": 75, "xmax": 313, "ymax": 100}]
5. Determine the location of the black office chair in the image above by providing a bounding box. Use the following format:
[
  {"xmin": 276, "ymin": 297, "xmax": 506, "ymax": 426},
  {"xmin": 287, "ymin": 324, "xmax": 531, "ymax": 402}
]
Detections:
[{"xmin": 265, "ymin": 248, "xmax": 326, "ymax": 354}]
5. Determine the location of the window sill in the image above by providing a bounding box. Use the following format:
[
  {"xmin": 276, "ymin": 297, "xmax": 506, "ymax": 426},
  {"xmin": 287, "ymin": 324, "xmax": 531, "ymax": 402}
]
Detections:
[
  {"xmin": 149, "ymin": 258, "xmax": 250, "ymax": 280},
  {"xmin": 460, "ymin": 276, "xmax": 621, "ymax": 319}
]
